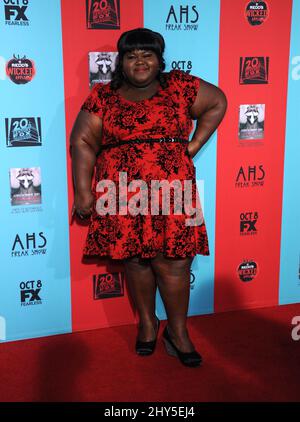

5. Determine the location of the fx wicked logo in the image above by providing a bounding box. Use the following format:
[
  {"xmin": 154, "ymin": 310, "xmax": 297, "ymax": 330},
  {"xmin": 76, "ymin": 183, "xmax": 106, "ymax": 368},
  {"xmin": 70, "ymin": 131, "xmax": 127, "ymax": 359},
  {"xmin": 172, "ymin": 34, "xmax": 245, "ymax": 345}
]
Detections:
[
  {"xmin": 240, "ymin": 211, "xmax": 258, "ymax": 235},
  {"xmin": 20, "ymin": 280, "xmax": 43, "ymax": 306},
  {"xmin": 3, "ymin": 0, "xmax": 29, "ymax": 26}
]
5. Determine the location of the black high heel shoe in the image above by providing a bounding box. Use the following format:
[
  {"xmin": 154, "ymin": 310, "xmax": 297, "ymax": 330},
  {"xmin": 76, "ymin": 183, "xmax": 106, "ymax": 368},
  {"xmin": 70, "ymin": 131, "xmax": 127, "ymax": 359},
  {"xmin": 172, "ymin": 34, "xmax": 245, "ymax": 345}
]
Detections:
[
  {"xmin": 135, "ymin": 316, "xmax": 160, "ymax": 356},
  {"xmin": 163, "ymin": 325, "xmax": 202, "ymax": 367}
]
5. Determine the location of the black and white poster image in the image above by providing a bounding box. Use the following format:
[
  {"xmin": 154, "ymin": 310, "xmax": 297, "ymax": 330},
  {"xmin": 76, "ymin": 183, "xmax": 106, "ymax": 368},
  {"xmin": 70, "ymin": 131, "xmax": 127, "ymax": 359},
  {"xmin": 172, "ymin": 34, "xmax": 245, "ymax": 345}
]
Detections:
[
  {"xmin": 6, "ymin": 117, "xmax": 42, "ymax": 147},
  {"xmin": 89, "ymin": 52, "xmax": 118, "ymax": 88},
  {"xmin": 239, "ymin": 104, "xmax": 265, "ymax": 140},
  {"xmin": 10, "ymin": 167, "xmax": 42, "ymax": 206}
]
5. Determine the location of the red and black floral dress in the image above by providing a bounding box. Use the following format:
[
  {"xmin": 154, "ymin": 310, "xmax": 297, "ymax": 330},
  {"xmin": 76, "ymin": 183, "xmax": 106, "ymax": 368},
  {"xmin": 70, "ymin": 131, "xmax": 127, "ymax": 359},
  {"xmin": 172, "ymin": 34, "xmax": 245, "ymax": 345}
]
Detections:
[{"xmin": 80, "ymin": 69, "xmax": 210, "ymax": 259}]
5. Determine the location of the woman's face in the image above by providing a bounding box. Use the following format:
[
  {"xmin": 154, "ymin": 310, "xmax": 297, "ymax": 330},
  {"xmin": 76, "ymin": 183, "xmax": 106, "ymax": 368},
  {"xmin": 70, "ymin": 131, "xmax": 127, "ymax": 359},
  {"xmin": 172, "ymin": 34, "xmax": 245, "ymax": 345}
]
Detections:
[{"xmin": 121, "ymin": 49, "xmax": 160, "ymax": 87}]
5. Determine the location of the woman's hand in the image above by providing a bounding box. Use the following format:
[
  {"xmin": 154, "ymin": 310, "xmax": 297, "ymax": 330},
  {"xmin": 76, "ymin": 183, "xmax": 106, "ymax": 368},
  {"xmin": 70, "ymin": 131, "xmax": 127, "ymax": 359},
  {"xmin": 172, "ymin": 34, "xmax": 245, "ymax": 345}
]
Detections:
[
  {"xmin": 72, "ymin": 191, "xmax": 94, "ymax": 219},
  {"xmin": 187, "ymin": 142, "xmax": 197, "ymax": 158}
]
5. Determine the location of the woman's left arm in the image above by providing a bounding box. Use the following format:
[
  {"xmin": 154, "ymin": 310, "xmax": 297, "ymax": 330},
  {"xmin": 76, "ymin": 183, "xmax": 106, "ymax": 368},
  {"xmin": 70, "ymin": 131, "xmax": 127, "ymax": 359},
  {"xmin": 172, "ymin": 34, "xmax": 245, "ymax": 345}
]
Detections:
[{"xmin": 188, "ymin": 79, "xmax": 227, "ymax": 158}]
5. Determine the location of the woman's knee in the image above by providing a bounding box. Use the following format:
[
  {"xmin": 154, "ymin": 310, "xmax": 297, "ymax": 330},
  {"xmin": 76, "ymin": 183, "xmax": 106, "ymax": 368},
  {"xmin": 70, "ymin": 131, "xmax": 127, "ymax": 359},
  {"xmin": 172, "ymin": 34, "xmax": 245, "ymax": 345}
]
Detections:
[{"xmin": 151, "ymin": 253, "xmax": 193, "ymax": 277}]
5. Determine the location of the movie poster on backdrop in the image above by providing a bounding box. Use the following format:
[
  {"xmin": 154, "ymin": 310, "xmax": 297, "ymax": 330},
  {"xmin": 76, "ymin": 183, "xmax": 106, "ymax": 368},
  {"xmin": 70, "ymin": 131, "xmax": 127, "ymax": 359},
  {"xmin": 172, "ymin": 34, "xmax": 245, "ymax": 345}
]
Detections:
[
  {"xmin": 88, "ymin": 52, "xmax": 118, "ymax": 87},
  {"xmin": 238, "ymin": 104, "xmax": 265, "ymax": 140},
  {"xmin": 10, "ymin": 167, "xmax": 42, "ymax": 206}
]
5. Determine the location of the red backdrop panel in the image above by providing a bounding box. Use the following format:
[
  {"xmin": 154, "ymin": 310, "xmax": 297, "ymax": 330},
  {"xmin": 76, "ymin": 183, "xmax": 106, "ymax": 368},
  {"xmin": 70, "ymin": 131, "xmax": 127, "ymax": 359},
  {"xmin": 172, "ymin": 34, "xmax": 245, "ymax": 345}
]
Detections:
[
  {"xmin": 61, "ymin": 0, "xmax": 143, "ymax": 331},
  {"xmin": 214, "ymin": 0, "xmax": 292, "ymax": 311}
]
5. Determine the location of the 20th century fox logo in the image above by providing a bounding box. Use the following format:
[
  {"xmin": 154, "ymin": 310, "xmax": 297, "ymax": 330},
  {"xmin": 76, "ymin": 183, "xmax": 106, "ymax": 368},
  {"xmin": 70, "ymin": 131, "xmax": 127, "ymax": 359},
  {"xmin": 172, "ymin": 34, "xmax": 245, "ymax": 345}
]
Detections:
[
  {"xmin": 20, "ymin": 280, "xmax": 42, "ymax": 306},
  {"xmin": 3, "ymin": 0, "xmax": 29, "ymax": 26}
]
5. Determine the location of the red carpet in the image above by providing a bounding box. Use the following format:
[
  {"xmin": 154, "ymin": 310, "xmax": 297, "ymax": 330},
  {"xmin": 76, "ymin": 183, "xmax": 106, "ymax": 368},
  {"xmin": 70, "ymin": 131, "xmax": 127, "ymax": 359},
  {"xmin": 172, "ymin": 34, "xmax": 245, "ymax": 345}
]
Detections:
[{"xmin": 0, "ymin": 304, "xmax": 300, "ymax": 402}]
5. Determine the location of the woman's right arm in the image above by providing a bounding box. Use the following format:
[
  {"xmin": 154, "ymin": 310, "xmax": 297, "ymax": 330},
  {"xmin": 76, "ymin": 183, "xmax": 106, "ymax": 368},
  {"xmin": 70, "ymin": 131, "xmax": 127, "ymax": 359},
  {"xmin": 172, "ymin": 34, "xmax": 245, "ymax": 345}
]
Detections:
[{"xmin": 70, "ymin": 110, "xmax": 102, "ymax": 218}]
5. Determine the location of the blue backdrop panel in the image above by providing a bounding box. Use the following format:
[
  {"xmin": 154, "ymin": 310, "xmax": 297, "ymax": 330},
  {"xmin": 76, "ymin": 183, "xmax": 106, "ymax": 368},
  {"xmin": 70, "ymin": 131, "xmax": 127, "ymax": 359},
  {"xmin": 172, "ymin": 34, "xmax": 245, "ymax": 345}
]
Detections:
[
  {"xmin": 144, "ymin": 0, "xmax": 220, "ymax": 317},
  {"xmin": 279, "ymin": 0, "xmax": 300, "ymax": 304},
  {"xmin": 0, "ymin": 0, "xmax": 71, "ymax": 342}
]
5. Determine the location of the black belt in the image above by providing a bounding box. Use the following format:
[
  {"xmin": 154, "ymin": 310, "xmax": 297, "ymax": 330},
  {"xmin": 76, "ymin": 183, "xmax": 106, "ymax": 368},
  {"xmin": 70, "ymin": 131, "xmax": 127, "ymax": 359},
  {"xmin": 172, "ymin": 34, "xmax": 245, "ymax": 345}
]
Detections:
[{"xmin": 100, "ymin": 137, "xmax": 189, "ymax": 150}]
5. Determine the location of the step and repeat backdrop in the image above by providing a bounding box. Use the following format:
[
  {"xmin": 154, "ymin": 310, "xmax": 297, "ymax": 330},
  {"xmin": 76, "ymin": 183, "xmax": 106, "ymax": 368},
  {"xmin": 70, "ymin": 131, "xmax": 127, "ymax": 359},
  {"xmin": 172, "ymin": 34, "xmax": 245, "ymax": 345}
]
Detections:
[{"xmin": 0, "ymin": 0, "xmax": 299, "ymax": 342}]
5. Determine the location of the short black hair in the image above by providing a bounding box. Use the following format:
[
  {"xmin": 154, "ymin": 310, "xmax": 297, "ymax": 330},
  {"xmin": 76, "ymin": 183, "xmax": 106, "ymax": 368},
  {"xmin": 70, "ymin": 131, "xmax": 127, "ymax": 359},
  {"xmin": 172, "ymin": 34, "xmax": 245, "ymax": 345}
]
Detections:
[
  {"xmin": 117, "ymin": 27, "xmax": 165, "ymax": 59},
  {"xmin": 111, "ymin": 28, "xmax": 167, "ymax": 90}
]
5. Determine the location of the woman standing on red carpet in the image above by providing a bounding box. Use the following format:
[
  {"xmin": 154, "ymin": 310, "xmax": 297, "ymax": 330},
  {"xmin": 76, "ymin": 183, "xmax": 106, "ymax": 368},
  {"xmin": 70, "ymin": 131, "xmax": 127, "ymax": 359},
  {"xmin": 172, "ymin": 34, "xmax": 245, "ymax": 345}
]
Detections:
[{"xmin": 70, "ymin": 28, "xmax": 227, "ymax": 367}]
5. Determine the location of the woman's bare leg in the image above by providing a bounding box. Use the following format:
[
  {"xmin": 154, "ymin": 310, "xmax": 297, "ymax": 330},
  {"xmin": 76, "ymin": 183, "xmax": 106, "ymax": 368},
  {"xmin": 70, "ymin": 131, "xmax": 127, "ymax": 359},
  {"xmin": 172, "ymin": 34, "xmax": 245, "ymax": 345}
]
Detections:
[
  {"xmin": 123, "ymin": 256, "xmax": 158, "ymax": 341},
  {"xmin": 150, "ymin": 252, "xmax": 195, "ymax": 352}
]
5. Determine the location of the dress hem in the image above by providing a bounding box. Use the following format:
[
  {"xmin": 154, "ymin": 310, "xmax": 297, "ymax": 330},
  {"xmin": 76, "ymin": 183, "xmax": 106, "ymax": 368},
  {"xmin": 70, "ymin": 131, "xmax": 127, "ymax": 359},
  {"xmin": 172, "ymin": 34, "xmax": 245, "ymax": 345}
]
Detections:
[{"xmin": 82, "ymin": 249, "xmax": 210, "ymax": 260}]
